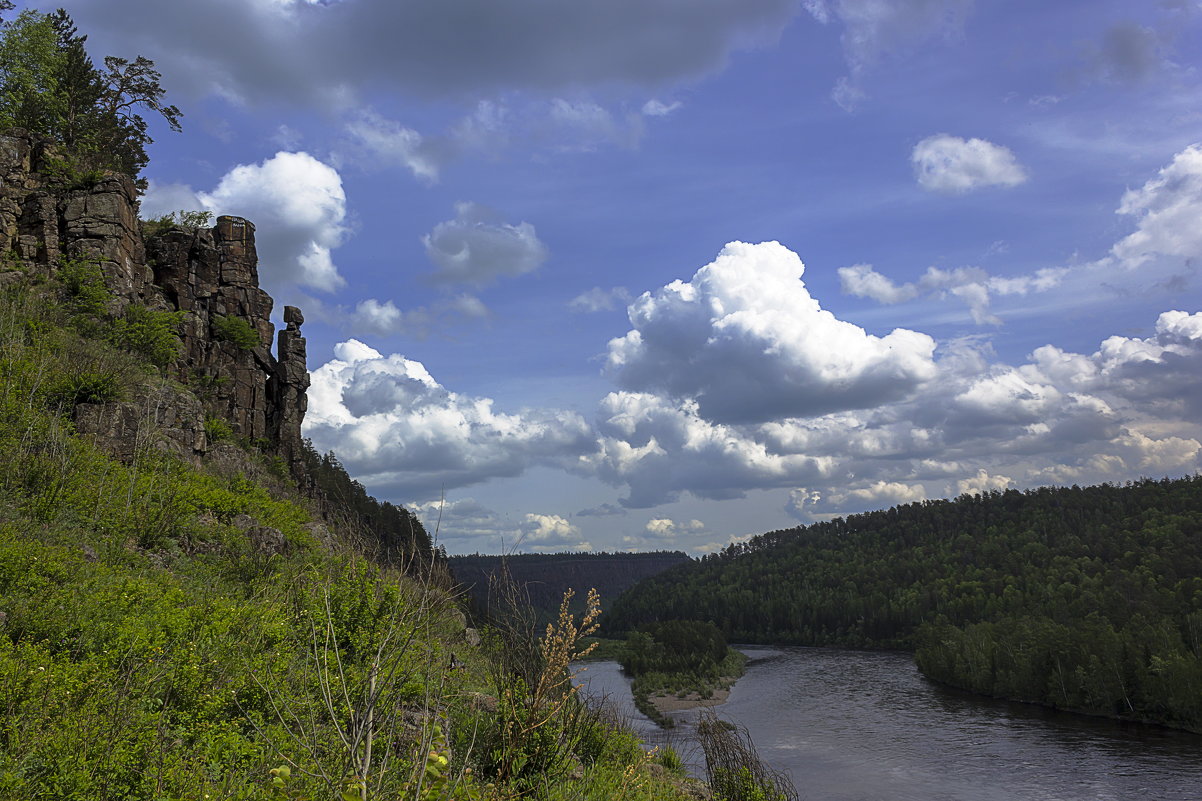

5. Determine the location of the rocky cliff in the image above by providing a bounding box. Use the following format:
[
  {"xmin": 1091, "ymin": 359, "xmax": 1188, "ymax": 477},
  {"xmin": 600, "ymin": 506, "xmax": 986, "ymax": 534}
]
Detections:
[{"xmin": 0, "ymin": 129, "xmax": 309, "ymax": 473}]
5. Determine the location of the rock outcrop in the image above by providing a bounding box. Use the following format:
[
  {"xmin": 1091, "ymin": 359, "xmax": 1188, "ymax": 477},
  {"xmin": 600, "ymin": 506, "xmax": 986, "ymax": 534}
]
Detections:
[{"xmin": 0, "ymin": 129, "xmax": 310, "ymax": 473}]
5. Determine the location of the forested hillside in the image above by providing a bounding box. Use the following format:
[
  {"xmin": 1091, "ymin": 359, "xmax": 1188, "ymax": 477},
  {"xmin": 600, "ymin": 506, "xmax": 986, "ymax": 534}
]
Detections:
[
  {"xmin": 607, "ymin": 477, "xmax": 1202, "ymax": 730},
  {"xmin": 450, "ymin": 550, "xmax": 689, "ymax": 620}
]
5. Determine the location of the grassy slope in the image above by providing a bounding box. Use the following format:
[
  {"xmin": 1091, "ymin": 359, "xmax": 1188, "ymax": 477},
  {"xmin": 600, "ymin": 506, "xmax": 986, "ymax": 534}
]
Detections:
[{"xmin": 0, "ymin": 279, "xmax": 699, "ymax": 800}]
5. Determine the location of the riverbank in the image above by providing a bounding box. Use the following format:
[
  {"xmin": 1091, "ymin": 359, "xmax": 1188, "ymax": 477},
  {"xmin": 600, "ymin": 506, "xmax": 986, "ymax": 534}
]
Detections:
[
  {"xmin": 646, "ymin": 683, "xmax": 732, "ymax": 714},
  {"xmin": 632, "ymin": 655, "xmax": 746, "ymax": 727}
]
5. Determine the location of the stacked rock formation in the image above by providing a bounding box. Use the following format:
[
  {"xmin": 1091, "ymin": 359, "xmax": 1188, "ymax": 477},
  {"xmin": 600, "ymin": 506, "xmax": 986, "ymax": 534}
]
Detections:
[{"xmin": 0, "ymin": 129, "xmax": 310, "ymax": 473}]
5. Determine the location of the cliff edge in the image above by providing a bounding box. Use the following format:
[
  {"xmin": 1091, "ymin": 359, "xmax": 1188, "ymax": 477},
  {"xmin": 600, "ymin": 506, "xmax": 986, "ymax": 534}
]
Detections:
[{"xmin": 0, "ymin": 128, "xmax": 309, "ymax": 474}]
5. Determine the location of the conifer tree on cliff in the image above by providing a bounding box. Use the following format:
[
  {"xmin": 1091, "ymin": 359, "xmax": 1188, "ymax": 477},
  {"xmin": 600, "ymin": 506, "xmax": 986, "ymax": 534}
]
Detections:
[{"xmin": 0, "ymin": 4, "xmax": 180, "ymax": 188}]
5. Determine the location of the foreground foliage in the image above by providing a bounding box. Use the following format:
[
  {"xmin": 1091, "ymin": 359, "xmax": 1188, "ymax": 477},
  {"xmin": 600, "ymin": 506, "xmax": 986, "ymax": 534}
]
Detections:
[
  {"xmin": 0, "ymin": 278, "xmax": 699, "ymax": 799},
  {"xmin": 608, "ymin": 477, "xmax": 1202, "ymax": 730}
]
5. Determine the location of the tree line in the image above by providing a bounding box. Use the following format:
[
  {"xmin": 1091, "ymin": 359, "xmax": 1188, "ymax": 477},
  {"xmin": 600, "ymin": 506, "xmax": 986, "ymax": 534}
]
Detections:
[
  {"xmin": 605, "ymin": 475, "xmax": 1202, "ymax": 730},
  {"xmin": 0, "ymin": 3, "xmax": 179, "ymax": 186}
]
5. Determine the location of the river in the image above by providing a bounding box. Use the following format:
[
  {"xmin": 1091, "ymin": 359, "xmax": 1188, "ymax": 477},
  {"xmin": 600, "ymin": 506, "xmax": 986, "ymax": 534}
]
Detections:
[{"xmin": 573, "ymin": 646, "xmax": 1202, "ymax": 801}]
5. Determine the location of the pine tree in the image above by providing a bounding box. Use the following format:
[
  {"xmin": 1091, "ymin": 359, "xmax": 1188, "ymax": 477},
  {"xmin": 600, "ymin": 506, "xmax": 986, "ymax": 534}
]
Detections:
[{"xmin": 0, "ymin": 7, "xmax": 180, "ymax": 187}]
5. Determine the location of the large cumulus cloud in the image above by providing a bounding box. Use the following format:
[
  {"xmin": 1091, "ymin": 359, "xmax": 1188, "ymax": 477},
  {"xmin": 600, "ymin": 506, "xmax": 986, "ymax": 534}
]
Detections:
[
  {"xmin": 1111, "ymin": 144, "xmax": 1202, "ymax": 269},
  {"xmin": 60, "ymin": 0, "xmax": 797, "ymax": 107},
  {"xmin": 588, "ymin": 390, "xmax": 837, "ymax": 507},
  {"xmin": 305, "ymin": 340, "xmax": 595, "ymax": 498},
  {"xmin": 591, "ymin": 244, "xmax": 1201, "ymax": 510},
  {"xmin": 605, "ymin": 241, "xmax": 938, "ymax": 424}
]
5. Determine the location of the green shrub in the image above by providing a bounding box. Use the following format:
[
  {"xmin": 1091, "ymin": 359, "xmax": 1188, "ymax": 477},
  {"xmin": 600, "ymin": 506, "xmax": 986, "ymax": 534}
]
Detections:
[
  {"xmin": 42, "ymin": 154, "xmax": 108, "ymax": 190},
  {"xmin": 142, "ymin": 209, "xmax": 213, "ymax": 238},
  {"xmin": 109, "ymin": 304, "xmax": 183, "ymax": 366},
  {"xmin": 657, "ymin": 746, "xmax": 685, "ymax": 775},
  {"xmin": 58, "ymin": 257, "xmax": 111, "ymax": 317},
  {"xmin": 212, "ymin": 314, "xmax": 261, "ymax": 350},
  {"xmin": 48, "ymin": 370, "xmax": 123, "ymax": 407},
  {"xmin": 203, "ymin": 414, "xmax": 234, "ymax": 442}
]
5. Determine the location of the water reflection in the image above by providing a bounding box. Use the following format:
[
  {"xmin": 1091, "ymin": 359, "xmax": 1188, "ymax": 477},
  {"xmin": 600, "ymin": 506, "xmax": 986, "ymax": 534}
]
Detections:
[{"xmin": 576, "ymin": 647, "xmax": 1202, "ymax": 801}]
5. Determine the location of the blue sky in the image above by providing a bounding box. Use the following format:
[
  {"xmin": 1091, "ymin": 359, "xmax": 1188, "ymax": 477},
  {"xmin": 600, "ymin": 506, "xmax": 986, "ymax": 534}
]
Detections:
[{"xmin": 43, "ymin": 0, "xmax": 1202, "ymax": 554}]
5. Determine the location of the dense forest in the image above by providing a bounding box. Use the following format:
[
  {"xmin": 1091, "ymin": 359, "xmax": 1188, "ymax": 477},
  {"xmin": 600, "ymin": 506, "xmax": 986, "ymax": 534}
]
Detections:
[
  {"xmin": 300, "ymin": 443, "xmax": 435, "ymax": 570},
  {"xmin": 618, "ymin": 620, "xmax": 747, "ymax": 727},
  {"xmin": 449, "ymin": 550, "xmax": 689, "ymax": 620},
  {"xmin": 0, "ymin": 3, "xmax": 180, "ymax": 185},
  {"xmin": 606, "ymin": 476, "xmax": 1202, "ymax": 730}
]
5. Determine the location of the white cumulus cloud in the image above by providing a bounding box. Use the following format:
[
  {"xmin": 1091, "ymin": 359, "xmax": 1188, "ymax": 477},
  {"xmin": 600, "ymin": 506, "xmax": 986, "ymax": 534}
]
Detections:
[
  {"xmin": 955, "ymin": 469, "xmax": 1013, "ymax": 496},
  {"xmin": 605, "ymin": 241, "xmax": 938, "ymax": 424},
  {"xmin": 520, "ymin": 514, "xmax": 591, "ymax": 552},
  {"xmin": 1111, "ymin": 144, "xmax": 1202, "ymax": 269},
  {"xmin": 837, "ymin": 263, "xmax": 919, "ymax": 305},
  {"xmin": 305, "ymin": 340, "xmax": 594, "ymax": 499},
  {"xmin": 592, "ymin": 293, "xmax": 1202, "ymax": 511},
  {"xmin": 912, "ymin": 134, "xmax": 1028, "ymax": 194},
  {"xmin": 839, "ymin": 262, "xmax": 1065, "ymax": 324},
  {"xmin": 589, "ymin": 390, "xmax": 838, "ymax": 507}
]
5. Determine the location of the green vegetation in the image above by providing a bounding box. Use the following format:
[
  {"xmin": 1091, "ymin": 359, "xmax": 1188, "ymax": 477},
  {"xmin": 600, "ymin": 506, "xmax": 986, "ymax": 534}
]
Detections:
[
  {"xmin": 449, "ymin": 551, "xmax": 690, "ymax": 626},
  {"xmin": 51, "ymin": 256, "xmax": 184, "ymax": 369},
  {"xmin": 608, "ymin": 477, "xmax": 1202, "ymax": 730},
  {"xmin": 213, "ymin": 314, "xmax": 262, "ymax": 351},
  {"xmin": 574, "ymin": 636, "xmax": 625, "ymax": 662},
  {"xmin": 204, "ymin": 413, "xmax": 234, "ymax": 443},
  {"xmin": 696, "ymin": 711, "xmax": 796, "ymax": 801},
  {"xmin": 109, "ymin": 303, "xmax": 184, "ymax": 366},
  {"xmin": 142, "ymin": 209, "xmax": 214, "ymax": 238},
  {"xmin": 300, "ymin": 446, "xmax": 437, "ymax": 571},
  {"xmin": 0, "ymin": 5, "xmax": 180, "ymax": 186},
  {"xmin": 0, "ymin": 262, "xmax": 701, "ymax": 799},
  {"xmin": 618, "ymin": 620, "xmax": 746, "ymax": 728}
]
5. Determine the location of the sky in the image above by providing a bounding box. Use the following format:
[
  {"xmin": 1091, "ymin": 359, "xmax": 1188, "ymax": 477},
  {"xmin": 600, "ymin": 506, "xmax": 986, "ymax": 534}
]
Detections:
[{"xmin": 37, "ymin": 0, "xmax": 1202, "ymax": 555}]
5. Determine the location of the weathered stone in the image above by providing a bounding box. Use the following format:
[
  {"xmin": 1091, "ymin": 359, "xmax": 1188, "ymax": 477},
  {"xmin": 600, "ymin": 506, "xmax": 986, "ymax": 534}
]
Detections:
[
  {"xmin": 18, "ymin": 192, "xmax": 59, "ymax": 267},
  {"xmin": 73, "ymin": 402, "xmax": 141, "ymax": 462},
  {"xmin": 0, "ymin": 129, "xmax": 310, "ymax": 481},
  {"xmin": 74, "ymin": 383, "xmax": 208, "ymax": 463},
  {"xmin": 247, "ymin": 525, "xmax": 286, "ymax": 556},
  {"xmin": 302, "ymin": 522, "xmax": 334, "ymax": 548}
]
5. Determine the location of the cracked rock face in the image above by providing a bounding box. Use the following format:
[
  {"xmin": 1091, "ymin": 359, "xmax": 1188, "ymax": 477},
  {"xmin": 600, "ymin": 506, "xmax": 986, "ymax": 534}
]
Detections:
[{"xmin": 0, "ymin": 129, "xmax": 310, "ymax": 474}]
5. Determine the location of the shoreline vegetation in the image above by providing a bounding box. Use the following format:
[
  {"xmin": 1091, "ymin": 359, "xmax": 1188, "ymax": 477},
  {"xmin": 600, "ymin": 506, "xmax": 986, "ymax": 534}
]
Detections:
[{"xmin": 616, "ymin": 620, "xmax": 748, "ymax": 728}]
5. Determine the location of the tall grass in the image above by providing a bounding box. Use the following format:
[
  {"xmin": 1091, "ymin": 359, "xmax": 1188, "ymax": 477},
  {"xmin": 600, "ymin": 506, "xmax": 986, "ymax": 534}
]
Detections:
[{"xmin": 0, "ymin": 280, "xmax": 703, "ymax": 800}]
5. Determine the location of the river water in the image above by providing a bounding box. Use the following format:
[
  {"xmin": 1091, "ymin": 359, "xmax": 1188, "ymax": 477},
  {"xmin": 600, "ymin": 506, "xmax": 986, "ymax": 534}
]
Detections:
[{"xmin": 573, "ymin": 647, "xmax": 1202, "ymax": 801}]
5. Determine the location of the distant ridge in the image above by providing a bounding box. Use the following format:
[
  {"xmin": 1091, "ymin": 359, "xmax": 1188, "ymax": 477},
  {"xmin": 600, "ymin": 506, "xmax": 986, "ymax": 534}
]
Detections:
[{"xmin": 449, "ymin": 550, "xmax": 691, "ymax": 619}]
